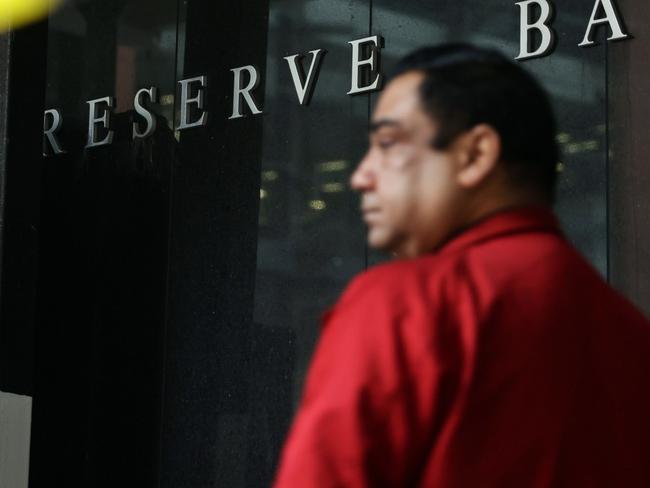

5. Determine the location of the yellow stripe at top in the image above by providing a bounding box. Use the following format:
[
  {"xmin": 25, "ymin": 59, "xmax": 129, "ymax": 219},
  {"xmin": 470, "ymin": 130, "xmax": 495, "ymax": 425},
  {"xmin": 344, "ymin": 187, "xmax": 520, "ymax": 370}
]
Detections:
[{"xmin": 0, "ymin": 0, "xmax": 63, "ymax": 31}]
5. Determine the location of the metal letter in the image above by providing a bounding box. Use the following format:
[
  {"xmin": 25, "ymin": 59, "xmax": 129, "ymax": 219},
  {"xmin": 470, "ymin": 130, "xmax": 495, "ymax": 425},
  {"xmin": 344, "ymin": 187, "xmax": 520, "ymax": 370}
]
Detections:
[
  {"xmin": 229, "ymin": 66, "xmax": 262, "ymax": 119},
  {"xmin": 86, "ymin": 97, "xmax": 115, "ymax": 148},
  {"xmin": 178, "ymin": 76, "xmax": 208, "ymax": 130},
  {"xmin": 43, "ymin": 109, "xmax": 65, "ymax": 156},
  {"xmin": 284, "ymin": 49, "xmax": 326, "ymax": 105},
  {"xmin": 133, "ymin": 87, "xmax": 158, "ymax": 139},
  {"xmin": 579, "ymin": 0, "xmax": 629, "ymax": 47},
  {"xmin": 347, "ymin": 35, "xmax": 383, "ymax": 95},
  {"xmin": 515, "ymin": 0, "xmax": 556, "ymax": 60}
]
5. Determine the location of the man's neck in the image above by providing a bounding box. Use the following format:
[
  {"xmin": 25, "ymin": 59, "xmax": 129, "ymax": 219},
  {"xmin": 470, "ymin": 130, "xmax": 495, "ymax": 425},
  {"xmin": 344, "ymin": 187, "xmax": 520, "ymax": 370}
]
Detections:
[{"xmin": 461, "ymin": 187, "xmax": 551, "ymax": 231}]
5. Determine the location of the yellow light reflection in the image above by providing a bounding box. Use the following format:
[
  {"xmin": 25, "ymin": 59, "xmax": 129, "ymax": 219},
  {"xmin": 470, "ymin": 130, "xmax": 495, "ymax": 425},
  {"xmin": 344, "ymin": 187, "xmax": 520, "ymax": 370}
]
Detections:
[
  {"xmin": 322, "ymin": 182, "xmax": 345, "ymax": 193},
  {"xmin": 262, "ymin": 170, "xmax": 279, "ymax": 182},
  {"xmin": 582, "ymin": 140, "xmax": 599, "ymax": 151},
  {"xmin": 160, "ymin": 94, "xmax": 175, "ymax": 106},
  {"xmin": 565, "ymin": 140, "xmax": 599, "ymax": 154},
  {"xmin": 0, "ymin": 0, "xmax": 63, "ymax": 31},
  {"xmin": 309, "ymin": 199, "xmax": 326, "ymax": 211},
  {"xmin": 556, "ymin": 133, "xmax": 571, "ymax": 144},
  {"xmin": 319, "ymin": 160, "xmax": 347, "ymax": 173}
]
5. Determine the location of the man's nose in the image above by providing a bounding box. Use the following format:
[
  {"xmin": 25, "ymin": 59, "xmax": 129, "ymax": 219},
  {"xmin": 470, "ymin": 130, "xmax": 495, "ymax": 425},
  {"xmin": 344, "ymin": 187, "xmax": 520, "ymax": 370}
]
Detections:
[{"xmin": 349, "ymin": 151, "xmax": 375, "ymax": 191}]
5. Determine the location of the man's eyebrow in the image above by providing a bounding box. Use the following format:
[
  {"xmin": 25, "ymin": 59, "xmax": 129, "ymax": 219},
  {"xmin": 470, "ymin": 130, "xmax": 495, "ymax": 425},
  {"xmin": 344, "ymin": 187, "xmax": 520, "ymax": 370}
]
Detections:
[{"xmin": 368, "ymin": 119, "xmax": 402, "ymax": 133}]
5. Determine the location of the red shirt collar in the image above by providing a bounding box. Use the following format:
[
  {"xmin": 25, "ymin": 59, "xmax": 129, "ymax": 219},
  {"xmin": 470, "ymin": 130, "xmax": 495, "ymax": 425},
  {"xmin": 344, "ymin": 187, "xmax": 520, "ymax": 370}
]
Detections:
[{"xmin": 434, "ymin": 205, "xmax": 563, "ymax": 256}]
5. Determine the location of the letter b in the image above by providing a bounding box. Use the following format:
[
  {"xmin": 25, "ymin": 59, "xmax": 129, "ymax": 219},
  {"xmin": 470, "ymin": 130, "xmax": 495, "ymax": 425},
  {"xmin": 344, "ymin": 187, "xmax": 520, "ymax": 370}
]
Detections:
[{"xmin": 515, "ymin": 0, "xmax": 556, "ymax": 60}]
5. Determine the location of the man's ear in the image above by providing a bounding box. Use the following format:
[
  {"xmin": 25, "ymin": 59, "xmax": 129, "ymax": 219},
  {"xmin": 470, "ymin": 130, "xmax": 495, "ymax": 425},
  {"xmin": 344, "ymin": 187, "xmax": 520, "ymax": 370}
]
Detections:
[{"xmin": 453, "ymin": 124, "xmax": 501, "ymax": 189}]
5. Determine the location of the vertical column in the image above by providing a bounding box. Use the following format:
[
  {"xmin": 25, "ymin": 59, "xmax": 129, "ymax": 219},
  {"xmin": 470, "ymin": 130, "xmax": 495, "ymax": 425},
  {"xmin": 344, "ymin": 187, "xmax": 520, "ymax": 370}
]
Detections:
[
  {"xmin": 160, "ymin": 0, "xmax": 269, "ymax": 486},
  {"xmin": 607, "ymin": 0, "xmax": 650, "ymax": 315},
  {"xmin": 0, "ymin": 16, "xmax": 49, "ymax": 488},
  {"xmin": 0, "ymin": 34, "xmax": 7, "ymax": 295}
]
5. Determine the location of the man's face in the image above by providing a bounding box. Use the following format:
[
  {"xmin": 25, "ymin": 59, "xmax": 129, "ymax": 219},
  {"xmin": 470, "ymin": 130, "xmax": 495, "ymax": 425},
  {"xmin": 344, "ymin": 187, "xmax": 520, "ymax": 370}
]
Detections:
[{"xmin": 350, "ymin": 71, "xmax": 463, "ymax": 257}]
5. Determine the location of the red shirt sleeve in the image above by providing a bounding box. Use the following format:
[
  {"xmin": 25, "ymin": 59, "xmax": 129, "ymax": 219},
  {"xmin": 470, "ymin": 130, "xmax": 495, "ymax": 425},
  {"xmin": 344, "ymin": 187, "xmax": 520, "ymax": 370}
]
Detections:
[{"xmin": 273, "ymin": 269, "xmax": 461, "ymax": 487}]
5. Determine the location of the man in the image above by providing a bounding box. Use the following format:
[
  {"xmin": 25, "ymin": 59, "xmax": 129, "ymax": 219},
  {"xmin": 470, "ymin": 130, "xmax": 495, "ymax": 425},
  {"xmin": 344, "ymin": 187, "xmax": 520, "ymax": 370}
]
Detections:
[{"xmin": 273, "ymin": 44, "xmax": 650, "ymax": 486}]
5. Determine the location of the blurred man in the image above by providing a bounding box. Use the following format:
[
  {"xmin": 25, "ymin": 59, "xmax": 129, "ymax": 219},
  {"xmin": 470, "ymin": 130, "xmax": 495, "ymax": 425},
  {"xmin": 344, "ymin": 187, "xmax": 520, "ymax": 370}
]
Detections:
[{"xmin": 274, "ymin": 44, "xmax": 650, "ymax": 486}]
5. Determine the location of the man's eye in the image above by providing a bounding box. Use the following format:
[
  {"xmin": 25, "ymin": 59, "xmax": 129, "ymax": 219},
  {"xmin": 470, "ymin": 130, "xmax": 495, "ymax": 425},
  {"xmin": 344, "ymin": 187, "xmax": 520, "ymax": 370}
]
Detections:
[{"xmin": 378, "ymin": 140, "xmax": 394, "ymax": 150}]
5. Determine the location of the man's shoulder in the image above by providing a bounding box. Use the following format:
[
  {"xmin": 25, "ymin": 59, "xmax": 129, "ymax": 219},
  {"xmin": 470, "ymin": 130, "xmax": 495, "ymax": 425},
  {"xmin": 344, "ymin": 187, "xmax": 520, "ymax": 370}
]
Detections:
[
  {"xmin": 334, "ymin": 254, "xmax": 457, "ymax": 314},
  {"xmin": 334, "ymin": 229, "xmax": 586, "ymax": 316}
]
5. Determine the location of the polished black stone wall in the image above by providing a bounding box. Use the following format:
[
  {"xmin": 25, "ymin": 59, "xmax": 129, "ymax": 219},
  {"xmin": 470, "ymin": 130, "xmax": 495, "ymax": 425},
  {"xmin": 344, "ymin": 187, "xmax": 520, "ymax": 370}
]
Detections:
[
  {"xmin": 27, "ymin": 2, "xmax": 176, "ymax": 487},
  {"xmin": 0, "ymin": 20, "xmax": 49, "ymax": 397},
  {"xmin": 0, "ymin": 0, "xmax": 646, "ymax": 487},
  {"xmin": 159, "ymin": 0, "xmax": 270, "ymax": 486}
]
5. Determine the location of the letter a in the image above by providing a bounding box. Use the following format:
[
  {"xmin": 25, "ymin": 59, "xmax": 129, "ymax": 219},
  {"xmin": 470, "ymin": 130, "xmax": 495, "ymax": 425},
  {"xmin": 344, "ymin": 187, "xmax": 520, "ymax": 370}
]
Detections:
[
  {"xmin": 579, "ymin": 0, "xmax": 629, "ymax": 47},
  {"xmin": 515, "ymin": 0, "xmax": 556, "ymax": 60}
]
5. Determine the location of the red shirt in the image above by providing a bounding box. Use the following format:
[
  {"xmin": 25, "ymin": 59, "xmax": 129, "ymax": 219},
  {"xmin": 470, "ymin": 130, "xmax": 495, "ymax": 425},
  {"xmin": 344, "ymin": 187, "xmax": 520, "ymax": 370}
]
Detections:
[{"xmin": 273, "ymin": 207, "xmax": 650, "ymax": 487}]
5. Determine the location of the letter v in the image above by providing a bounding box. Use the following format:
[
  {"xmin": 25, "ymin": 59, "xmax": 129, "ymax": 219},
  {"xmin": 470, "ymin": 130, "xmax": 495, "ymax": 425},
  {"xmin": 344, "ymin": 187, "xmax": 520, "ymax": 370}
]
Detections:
[{"xmin": 284, "ymin": 49, "xmax": 326, "ymax": 106}]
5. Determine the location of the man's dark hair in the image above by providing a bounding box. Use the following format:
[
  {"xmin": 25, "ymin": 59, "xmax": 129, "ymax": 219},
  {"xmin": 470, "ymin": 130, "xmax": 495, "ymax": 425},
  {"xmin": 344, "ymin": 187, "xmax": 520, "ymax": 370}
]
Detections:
[{"xmin": 392, "ymin": 43, "xmax": 559, "ymax": 202}]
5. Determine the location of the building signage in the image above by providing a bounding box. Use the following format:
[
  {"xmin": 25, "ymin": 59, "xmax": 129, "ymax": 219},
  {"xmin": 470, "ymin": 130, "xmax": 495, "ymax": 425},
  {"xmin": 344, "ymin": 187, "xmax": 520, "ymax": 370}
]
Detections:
[
  {"xmin": 43, "ymin": 0, "xmax": 628, "ymax": 156},
  {"xmin": 516, "ymin": 0, "xmax": 628, "ymax": 60}
]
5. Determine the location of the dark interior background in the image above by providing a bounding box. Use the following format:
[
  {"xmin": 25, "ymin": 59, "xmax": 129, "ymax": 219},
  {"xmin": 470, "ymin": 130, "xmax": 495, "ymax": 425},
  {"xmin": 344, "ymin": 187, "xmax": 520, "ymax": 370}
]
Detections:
[{"xmin": 0, "ymin": 0, "xmax": 646, "ymax": 487}]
